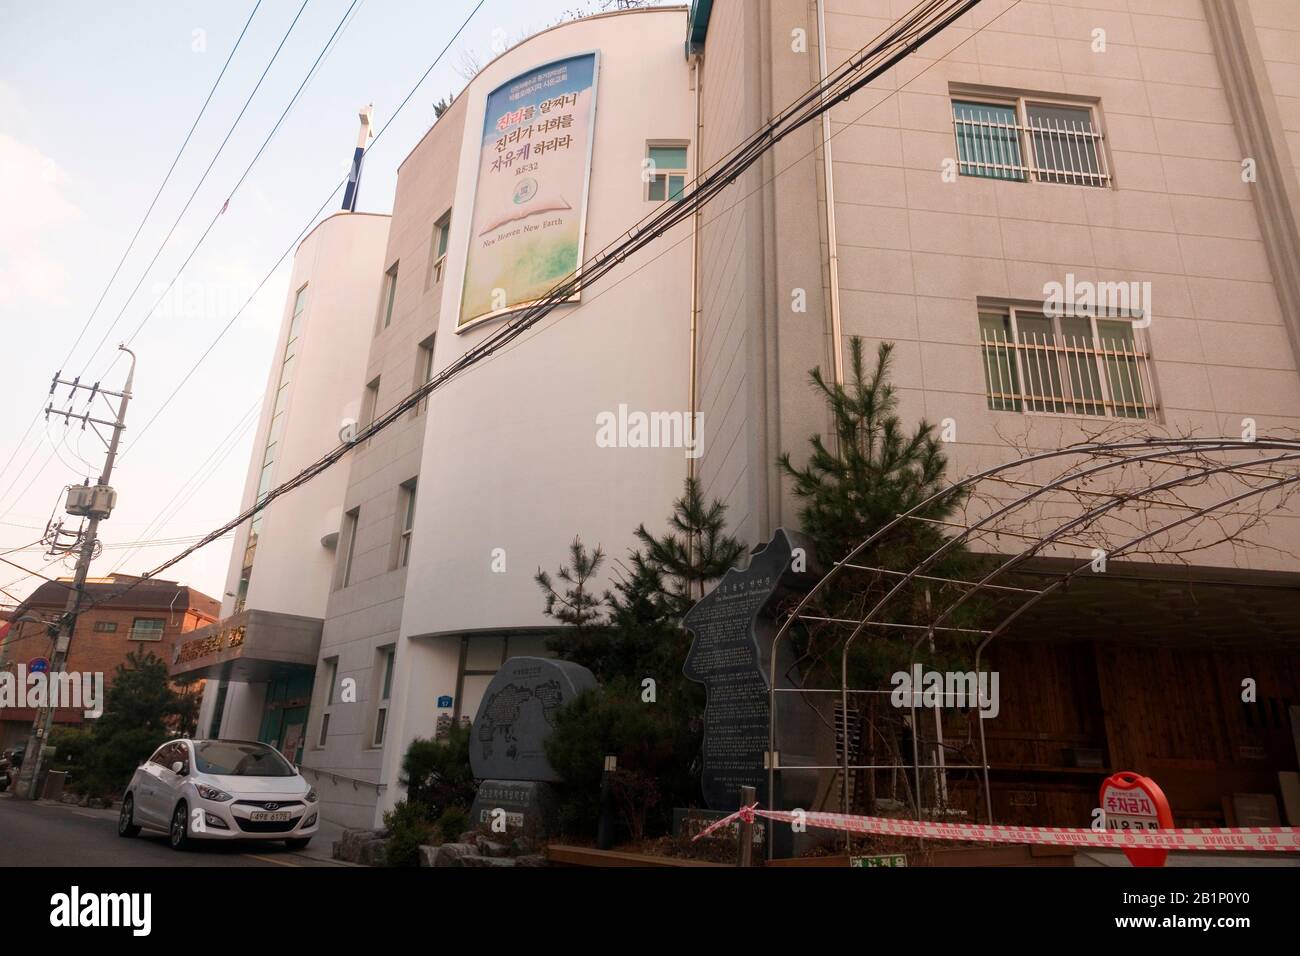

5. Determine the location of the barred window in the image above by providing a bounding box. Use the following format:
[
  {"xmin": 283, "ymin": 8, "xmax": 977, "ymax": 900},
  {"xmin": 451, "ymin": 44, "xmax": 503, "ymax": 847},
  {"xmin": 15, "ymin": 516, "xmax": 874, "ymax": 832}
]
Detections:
[
  {"xmin": 129, "ymin": 618, "xmax": 165, "ymax": 642},
  {"xmin": 979, "ymin": 308, "xmax": 1155, "ymax": 419},
  {"xmin": 953, "ymin": 95, "xmax": 1110, "ymax": 188}
]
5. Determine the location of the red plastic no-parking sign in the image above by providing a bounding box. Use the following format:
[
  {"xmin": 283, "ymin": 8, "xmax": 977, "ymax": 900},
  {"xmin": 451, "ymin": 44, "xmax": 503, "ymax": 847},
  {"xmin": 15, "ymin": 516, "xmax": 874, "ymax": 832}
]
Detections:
[{"xmin": 1100, "ymin": 771, "xmax": 1174, "ymax": 867}]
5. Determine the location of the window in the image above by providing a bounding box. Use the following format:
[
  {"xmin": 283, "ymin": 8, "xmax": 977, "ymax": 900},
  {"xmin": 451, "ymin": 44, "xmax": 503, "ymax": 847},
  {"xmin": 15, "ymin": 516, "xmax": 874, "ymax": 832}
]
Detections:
[
  {"xmin": 237, "ymin": 289, "xmax": 303, "ymax": 611},
  {"xmin": 289, "ymin": 284, "xmax": 307, "ymax": 341},
  {"xmin": 373, "ymin": 646, "xmax": 395, "ymax": 747},
  {"xmin": 952, "ymin": 95, "xmax": 1109, "ymax": 187},
  {"xmin": 339, "ymin": 508, "xmax": 360, "ymax": 588},
  {"xmin": 93, "ymin": 620, "xmax": 117, "ymax": 633},
  {"xmin": 362, "ymin": 376, "xmax": 381, "ymax": 430},
  {"xmin": 452, "ymin": 632, "xmax": 551, "ymax": 721},
  {"xmin": 129, "ymin": 618, "xmax": 165, "ymax": 642},
  {"xmin": 381, "ymin": 264, "xmax": 398, "ymax": 329},
  {"xmin": 156, "ymin": 742, "xmax": 188, "ymax": 773},
  {"xmin": 414, "ymin": 334, "xmax": 435, "ymax": 416},
  {"xmin": 979, "ymin": 306, "xmax": 1155, "ymax": 419},
  {"xmin": 323, "ymin": 657, "xmax": 339, "ymax": 705},
  {"xmin": 428, "ymin": 212, "xmax": 451, "ymax": 287},
  {"xmin": 195, "ymin": 740, "xmax": 294, "ymax": 777},
  {"xmin": 209, "ymin": 683, "xmax": 228, "ymax": 739},
  {"xmin": 646, "ymin": 144, "xmax": 688, "ymax": 202},
  {"xmin": 396, "ymin": 479, "xmax": 417, "ymax": 568},
  {"xmin": 317, "ymin": 657, "xmax": 337, "ymax": 747}
]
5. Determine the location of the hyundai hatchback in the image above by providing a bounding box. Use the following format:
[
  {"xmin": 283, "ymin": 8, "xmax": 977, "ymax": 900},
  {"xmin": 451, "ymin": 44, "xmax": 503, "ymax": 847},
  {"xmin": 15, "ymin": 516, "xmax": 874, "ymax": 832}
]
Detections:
[{"xmin": 119, "ymin": 738, "xmax": 319, "ymax": 850}]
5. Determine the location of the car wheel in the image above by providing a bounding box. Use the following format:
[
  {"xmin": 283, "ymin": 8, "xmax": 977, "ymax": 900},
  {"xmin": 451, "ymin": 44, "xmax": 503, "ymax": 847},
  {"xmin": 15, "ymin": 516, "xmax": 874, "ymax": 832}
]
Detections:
[
  {"xmin": 118, "ymin": 795, "xmax": 141, "ymax": 838},
  {"xmin": 284, "ymin": 837, "xmax": 311, "ymax": 851},
  {"xmin": 169, "ymin": 801, "xmax": 190, "ymax": 850}
]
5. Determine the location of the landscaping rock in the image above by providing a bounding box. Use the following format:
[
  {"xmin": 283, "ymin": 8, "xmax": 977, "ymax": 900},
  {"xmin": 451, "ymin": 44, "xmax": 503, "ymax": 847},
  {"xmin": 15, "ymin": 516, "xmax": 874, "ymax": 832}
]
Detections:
[
  {"xmin": 418, "ymin": 845, "xmax": 439, "ymax": 867},
  {"xmin": 88, "ymin": 797, "xmax": 107, "ymax": 810},
  {"xmin": 433, "ymin": 842, "xmax": 478, "ymax": 867},
  {"xmin": 515, "ymin": 854, "xmax": 548, "ymax": 867},
  {"xmin": 358, "ymin": 839, "xmax": 388, "ymax": 867},
  {"xmin": 60, "ymin": 793, "xmax": 79, "ymax": 805},
  {"xmin": 333, "ymin": 828, "xmax": 389, "ymax": 864},
  {"xmin": 477, "ymin": 838, "xmax": 510, "ymax": 858},
  {"xmin": 460, "ymin": 855, "xmax": 516, "ymax": 867}
]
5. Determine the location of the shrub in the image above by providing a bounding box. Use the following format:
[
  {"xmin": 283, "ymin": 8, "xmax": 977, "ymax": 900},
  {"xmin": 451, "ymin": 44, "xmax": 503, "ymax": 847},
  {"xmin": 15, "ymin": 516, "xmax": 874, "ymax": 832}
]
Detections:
[
  {"xmin": 544, "ymin": 678, "xmax": 676, "ymax": 840},
  {"xmin": 436, "ymin": 805, "xmax": 470, "ymax": 843},
  {"xmin": 383, "ymin": 800, "xmax": 435, "ymax": 867},
  {"xmin": 399, "ymin": 721, "xmax": 476, "ymax": 816}
]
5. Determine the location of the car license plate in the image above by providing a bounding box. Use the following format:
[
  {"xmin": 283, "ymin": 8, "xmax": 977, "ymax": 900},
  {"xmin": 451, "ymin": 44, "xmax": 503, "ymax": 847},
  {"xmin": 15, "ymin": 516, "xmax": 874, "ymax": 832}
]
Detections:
[{"xmin": 250, "ymin": 811, "xmax": 292, "ymax": 822}]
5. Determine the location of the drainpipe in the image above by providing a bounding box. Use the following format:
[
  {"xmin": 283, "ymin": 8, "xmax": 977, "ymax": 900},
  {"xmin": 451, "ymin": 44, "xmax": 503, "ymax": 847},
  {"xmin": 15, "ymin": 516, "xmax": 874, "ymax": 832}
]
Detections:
[
  {"xmin": 817, "ymin": 0, "xmax": 845, "ymax": 385},
  {"xmin": 688, "ymin": 53, "xmax": 704, "ymax": 485}
]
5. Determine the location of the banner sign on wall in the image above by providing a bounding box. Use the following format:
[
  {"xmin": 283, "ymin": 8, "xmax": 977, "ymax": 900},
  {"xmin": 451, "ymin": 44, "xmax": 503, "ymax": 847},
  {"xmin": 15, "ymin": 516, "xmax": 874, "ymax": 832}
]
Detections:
[{"xmin": 457, "ymin": 52, "xmax": 599, "ymax": 330}]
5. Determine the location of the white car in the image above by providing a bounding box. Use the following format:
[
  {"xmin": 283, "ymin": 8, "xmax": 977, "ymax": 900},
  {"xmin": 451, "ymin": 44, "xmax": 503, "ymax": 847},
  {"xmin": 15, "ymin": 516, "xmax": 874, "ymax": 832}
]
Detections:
[{"xmin": 118, "ymin": 738, "xmax": 319, "ymax": 851}]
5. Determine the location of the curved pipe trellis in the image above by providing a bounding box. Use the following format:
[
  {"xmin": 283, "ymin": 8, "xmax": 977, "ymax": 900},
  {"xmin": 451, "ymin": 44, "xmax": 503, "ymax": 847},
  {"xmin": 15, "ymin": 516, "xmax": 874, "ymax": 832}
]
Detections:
[
  {"xmin": 903, "ymin": 449, "xmax": 1300, "ymax": 824},
  {"xmin": 760, "ymin": 437, "xmax": 1300, "ymax": 854}
]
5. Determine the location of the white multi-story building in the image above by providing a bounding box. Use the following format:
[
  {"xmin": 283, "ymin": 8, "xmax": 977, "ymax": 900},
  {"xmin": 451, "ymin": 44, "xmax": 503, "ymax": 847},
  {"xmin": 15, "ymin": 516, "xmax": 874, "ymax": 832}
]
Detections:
[{"xmin": 178, "ymin": 1, "xmax": 1300, "ymax": 833}]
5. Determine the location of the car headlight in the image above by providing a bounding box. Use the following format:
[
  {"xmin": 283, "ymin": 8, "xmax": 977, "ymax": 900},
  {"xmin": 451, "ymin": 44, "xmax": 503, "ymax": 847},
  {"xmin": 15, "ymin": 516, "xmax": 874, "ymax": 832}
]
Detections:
[
  {"xmin": 195, "ymin": 783, "xmax": 232, "ymax": 802},
  {"xmin": 306, "ymin": 788, "xmax": 318, "ymax": 803}
]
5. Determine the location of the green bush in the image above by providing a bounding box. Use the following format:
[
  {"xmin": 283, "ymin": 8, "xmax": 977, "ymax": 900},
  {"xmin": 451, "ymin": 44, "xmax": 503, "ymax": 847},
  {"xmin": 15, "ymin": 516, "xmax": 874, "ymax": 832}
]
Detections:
[
  {"xmin": 436, "ymin": 805, "xmax": 470, "ymax": 843},
  {"xmin": 398, "ymin": 722, "xmax": 476, "ymax": 817},
  {"xmin": 47, "ymin": 727, "xmax": 94, "ymax": 789},
  {"xmin": 44, "ymin": 652, "xmax": 185, "ymax": 798},
  {"xmin": 383, "ymin": 800, "xmax": 435, "ymax": 867},
  {"xmin": 544, "ymin": 678, "xmax": 678, "ymax": 840}
]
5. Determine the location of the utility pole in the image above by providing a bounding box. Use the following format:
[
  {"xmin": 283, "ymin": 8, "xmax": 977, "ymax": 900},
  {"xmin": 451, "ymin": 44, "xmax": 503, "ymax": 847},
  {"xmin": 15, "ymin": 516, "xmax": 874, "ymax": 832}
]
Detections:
[{"xmin": 16, "ymin": 345, "xmax": 135, "ymax": 800}]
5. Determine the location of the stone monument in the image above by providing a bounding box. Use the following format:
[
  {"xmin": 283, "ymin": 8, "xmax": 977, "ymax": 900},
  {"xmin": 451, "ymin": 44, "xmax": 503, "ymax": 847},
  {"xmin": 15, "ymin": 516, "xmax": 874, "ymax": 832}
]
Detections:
[
  {"xmin": 682, "ymin": 528, "xmax": 821, "ymax": 820},
  {"xmin": 466, "ymin": 656, "xmax": 596, "ymax": 834}
]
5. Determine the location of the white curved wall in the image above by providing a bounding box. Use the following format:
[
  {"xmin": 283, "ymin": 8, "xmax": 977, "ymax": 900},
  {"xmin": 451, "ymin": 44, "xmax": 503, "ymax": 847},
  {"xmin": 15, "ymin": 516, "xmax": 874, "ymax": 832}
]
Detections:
[
  {"xmin": 223, "ymin": 212, "xmax": 392, "ymax": 620},
  {"xmin": 403, "ymin": 9, "xmax": 695, "ymax": 639}
]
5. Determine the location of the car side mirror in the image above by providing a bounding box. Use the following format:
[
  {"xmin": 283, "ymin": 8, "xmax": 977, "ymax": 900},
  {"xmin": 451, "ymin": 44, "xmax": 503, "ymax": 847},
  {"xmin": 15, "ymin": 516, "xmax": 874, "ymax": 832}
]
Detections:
[{"xmin": 171, "ymin": 761, "xmax": 186, "ymax": 775}]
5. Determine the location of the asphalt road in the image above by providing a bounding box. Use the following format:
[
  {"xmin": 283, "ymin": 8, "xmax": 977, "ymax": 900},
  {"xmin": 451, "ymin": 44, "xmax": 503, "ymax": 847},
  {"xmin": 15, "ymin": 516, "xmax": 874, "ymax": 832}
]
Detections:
[{"xmin": 0, "ymin": 794, "xmax": 343, "ymax": 867}]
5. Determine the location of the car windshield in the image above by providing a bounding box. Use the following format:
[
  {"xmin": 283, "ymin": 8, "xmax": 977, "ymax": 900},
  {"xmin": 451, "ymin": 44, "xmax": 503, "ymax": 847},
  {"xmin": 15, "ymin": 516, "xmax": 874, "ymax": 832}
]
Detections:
[{"xmin": 194, "ymin": 741, "xmax": 295, "ymax": 777}]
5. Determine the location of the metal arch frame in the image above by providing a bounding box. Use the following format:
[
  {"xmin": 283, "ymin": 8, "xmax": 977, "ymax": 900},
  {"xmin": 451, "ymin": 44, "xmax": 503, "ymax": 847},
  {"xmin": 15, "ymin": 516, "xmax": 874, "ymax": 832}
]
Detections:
[
  {"xmin": 762, "ymin": 437, "xmax": 1300, "ymax": 854},
  {"xmin": 907, "ymin": 450, "xmax": 1300, "ymax": 822}
]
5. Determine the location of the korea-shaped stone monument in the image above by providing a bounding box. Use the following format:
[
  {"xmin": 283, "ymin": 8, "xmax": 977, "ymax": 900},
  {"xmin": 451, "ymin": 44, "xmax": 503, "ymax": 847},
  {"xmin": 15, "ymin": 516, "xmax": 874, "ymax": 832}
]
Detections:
[{"xmin": 683, "ymin": 528, "xmax": 820, "ymax": 814}]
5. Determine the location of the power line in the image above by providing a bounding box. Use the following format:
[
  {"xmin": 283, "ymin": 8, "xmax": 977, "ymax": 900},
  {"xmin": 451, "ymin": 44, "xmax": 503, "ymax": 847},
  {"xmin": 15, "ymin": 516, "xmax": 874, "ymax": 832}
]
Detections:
[
  {"xmin": 77, "ymin": 0, "xmax": 985, "ymax": 616},
  {"xmin": 67, "ymin": 0, "xmax": 268, "ymax": 374},
  {"xmin": 1, "ymin": 0, "xmax": 340, "ymax": 518},
  {"xmin": 0, "ymin": 2, "xmax": 265, "ymax": 500},
  {"xmin": 123, "ymin": 0, "xmax": 488, "ymax": 454},
  {"xmin": 118, "ymin": 0, "xmax": 366, "ymax": 354},
  {"xmin": 78, "ymin": 0, "xmax": 318, "ymax": 380},
  {"xmin": 108, "ymin": 400, "xmax": 260, "ymax": 573}
]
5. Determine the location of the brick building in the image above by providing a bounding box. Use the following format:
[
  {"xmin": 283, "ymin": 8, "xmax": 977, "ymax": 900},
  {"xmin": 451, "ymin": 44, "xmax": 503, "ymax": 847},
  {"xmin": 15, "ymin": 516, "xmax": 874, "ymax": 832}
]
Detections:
[{"xmin": 0, "ymin": 575, "xmax": 219, "ymax": 749}]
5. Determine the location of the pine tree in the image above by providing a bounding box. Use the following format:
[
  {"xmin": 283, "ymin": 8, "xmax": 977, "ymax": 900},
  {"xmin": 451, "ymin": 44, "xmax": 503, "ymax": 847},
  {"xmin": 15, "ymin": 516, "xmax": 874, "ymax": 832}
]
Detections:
[
  {"xmin": 778, "ymin": 337, "xmax": 982, "ymax": 687},
  {"xmin": 779, "ymin": 338, "xmax": 960, "ymax": 570},
  {"xmin": 534, "ymin": 535, "xmax": 606, "ymax": 630},
  {"xmin": 634, "ymin": 477, "xmax": 747, "ymax": 617}
]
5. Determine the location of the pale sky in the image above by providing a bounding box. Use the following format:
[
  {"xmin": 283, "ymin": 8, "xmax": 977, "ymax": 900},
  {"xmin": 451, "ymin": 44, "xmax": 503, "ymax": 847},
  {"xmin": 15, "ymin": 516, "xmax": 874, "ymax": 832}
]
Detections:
[{"xmin": 0, "ymin": 0, "xmax": 670, "ymax": 607}]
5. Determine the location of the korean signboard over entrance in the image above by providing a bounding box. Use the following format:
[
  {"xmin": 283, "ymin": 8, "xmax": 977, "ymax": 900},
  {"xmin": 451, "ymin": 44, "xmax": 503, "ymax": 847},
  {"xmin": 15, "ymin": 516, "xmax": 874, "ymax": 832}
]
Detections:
[{"xmin": 457, "ymin": 52, "xmax": 599, "ymax": 330}]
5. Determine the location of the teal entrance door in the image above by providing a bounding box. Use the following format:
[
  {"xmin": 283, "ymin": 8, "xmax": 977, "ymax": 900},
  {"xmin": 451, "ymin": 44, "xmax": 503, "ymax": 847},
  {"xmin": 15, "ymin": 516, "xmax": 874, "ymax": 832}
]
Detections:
[{"xmin": 256, "ymin": 670, "xmax": 314, "ymax": 764}]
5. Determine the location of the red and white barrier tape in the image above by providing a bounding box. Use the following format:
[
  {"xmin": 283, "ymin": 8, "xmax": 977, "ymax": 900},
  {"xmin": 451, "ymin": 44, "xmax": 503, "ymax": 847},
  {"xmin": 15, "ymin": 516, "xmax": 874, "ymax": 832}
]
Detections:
[{"xmin": 692, "ymin": 805, "xmax": 1300, "ymax": 852}]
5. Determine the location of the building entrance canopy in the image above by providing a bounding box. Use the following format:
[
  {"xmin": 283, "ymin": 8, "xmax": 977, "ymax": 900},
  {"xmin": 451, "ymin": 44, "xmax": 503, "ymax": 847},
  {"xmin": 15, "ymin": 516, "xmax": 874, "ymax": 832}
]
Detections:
[{"xmin": 169, "ymin": 609, "xmax": 322, "ymax": 683}]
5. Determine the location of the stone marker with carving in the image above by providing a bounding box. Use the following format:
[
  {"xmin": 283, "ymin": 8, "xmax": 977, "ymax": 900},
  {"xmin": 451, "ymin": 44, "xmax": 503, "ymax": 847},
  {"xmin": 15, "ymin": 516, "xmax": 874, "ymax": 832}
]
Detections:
[
  {"xmin": 683, "ymin": 528, "xmax": 820, "ymax": 812},
  {"xmin": 467, "ymin": 656, "xmax": 596, "ymax": 833}
]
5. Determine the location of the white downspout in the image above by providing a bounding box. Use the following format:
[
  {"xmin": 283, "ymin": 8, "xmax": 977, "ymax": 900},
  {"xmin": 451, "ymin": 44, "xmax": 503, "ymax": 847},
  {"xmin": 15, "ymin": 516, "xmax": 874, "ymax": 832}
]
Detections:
[{"xmin": 817, "ymin": 0, "xmax": 845, "ymax": 385}]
